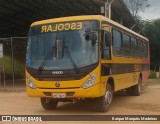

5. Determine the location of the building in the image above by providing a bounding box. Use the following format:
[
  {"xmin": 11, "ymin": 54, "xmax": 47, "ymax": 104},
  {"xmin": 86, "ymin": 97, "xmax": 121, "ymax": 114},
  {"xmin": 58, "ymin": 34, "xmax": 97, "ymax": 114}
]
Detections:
[{"xmin": 0, "ymin": 0, "xmax": 143, "ymax": 87}]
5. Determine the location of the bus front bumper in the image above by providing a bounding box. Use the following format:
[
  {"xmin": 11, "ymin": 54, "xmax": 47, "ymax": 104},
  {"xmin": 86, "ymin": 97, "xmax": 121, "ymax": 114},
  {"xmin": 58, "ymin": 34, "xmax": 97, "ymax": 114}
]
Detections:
[{"xmin": 26, "ymin": 83, "xmax": 102, "ymax": 98}]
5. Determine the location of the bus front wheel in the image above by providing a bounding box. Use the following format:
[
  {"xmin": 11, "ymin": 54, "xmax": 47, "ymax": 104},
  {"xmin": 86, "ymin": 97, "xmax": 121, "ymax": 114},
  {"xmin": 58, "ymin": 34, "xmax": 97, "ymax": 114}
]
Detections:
[
  {"xmin": 96, "ymin": 83, "xmax": 113, "ymax": 112},
  {"xmin": 40, "ymin": 98, "xmax": 58, "ymax": 110}
]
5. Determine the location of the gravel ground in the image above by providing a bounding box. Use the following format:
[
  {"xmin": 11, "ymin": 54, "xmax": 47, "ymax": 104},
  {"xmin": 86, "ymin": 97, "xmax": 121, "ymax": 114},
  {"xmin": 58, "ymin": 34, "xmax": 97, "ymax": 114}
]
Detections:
[{"xmin": 0, "ymin": 79, "xmax": 160, "ymax": 124}]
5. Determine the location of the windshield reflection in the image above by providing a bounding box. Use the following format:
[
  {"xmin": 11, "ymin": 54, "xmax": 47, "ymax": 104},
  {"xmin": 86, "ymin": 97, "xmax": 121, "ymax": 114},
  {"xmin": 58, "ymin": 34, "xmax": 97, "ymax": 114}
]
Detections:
[{"xmin": 26, "ymin": 21, "xmax": 99, "ymax": 71}]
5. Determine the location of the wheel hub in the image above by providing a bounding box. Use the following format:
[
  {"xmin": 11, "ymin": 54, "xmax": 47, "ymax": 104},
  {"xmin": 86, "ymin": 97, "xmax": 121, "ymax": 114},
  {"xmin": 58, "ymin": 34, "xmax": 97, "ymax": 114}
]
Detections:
[{"xmin": 105, "ymin": 90, "xmax": 112, "ymax": 105}]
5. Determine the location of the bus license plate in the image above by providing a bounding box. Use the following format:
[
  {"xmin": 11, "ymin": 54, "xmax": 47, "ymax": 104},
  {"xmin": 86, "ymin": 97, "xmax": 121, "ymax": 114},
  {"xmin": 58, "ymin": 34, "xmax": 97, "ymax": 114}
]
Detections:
[{"xmin": 52, "ymin": 93, "xmax": 65, "ymax": 98}]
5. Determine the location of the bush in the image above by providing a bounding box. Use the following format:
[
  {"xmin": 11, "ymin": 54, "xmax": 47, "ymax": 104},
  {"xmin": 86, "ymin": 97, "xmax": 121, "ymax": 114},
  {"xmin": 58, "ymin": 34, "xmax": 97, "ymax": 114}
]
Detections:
[{"xmin": 149, "ymin": 71, "xmax": 158, "ymax": 79}]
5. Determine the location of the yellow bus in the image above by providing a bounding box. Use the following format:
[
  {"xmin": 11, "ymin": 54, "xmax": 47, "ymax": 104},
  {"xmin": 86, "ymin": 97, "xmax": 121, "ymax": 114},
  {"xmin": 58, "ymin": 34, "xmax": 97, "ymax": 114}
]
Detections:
[{"xmin": 26, "ymin": 15, "xmax": 150, "ymax": 112}]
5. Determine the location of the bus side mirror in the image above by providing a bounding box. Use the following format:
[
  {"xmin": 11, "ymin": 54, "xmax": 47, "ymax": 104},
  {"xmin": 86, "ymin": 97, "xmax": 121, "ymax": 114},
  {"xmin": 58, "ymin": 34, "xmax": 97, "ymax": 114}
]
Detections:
[
  {"xmin": 85, "ymin": 32, "xmax": 97, "ymax": 46},
  {"xmin": 90, "ymin": 33, "xmax": 97, "ymax": 46}
]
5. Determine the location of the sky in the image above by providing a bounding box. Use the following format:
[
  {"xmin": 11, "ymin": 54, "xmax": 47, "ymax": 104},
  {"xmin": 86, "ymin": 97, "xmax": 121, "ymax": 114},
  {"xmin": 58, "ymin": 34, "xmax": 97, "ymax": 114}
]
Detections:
[{"xmin": 139, "ymin": 0, "xmax": 160, "ymax": 20}]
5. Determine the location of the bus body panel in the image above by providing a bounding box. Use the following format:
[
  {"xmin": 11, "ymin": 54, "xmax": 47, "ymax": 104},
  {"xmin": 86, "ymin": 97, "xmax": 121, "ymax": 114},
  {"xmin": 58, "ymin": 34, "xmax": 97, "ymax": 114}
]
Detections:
[
  {"xmin": 26, "ymin": 83, "xmax": 102, "ymax": 98},
  {"xmin": 26, "ymin": 64, "xmax": 104, "ymax": 98}
]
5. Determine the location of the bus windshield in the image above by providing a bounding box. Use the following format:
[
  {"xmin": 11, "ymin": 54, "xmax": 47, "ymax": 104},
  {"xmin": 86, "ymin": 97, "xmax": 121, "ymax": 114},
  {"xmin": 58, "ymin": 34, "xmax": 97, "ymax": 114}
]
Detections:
[{"xmin": 26, "ymin": 20, "xmax": 99, "ymax": 71}]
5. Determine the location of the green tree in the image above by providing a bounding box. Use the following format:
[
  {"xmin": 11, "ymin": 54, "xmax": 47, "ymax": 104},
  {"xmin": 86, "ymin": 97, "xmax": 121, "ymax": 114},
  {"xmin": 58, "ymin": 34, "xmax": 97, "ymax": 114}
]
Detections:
[
  {"xmin": 124, "ymin": 0, "xmax": 150, "ymax": 31},
  {"xmin": 124, "ymin": 0, "xmax": 150, "ymax": 17},
  {"xmin": 143, "ymin": 19, "xmax": 160, "ymax": 69}
]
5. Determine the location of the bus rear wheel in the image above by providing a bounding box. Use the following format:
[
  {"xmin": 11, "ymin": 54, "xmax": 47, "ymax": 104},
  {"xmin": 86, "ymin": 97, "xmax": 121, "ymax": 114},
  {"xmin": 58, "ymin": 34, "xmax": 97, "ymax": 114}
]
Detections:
[
  {"xmin": 132, "ymin": 77, "xmax": 142, "ymax": 96},
  {"xmin": 126, "ymin": 77, "xmax": 142, "ymax": 96},
  {"xmin": 40, "ymin": 98, "xmax": 58, "ymax": 110},
  {"xmin": 96, "ymin": 83, "xmax": 113, "ymax": 112}
]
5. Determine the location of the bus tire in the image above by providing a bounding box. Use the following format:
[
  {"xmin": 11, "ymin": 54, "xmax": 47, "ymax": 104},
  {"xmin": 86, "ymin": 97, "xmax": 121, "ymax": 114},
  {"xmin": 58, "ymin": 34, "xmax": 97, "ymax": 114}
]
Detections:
[
  {"xmin": 96, "ymin": 83, "xmax": 113, "ymax": 112},
  {"xmin": 132, "ymin": 77, "xmax": 142, "ymax": 96},
  {"xmin": 40, "ymin": 98, "xmax": 58, "ymax": 110},
  {"xmin": 126, "ymin": 87, "xmax": 133, "ymax": 96}
]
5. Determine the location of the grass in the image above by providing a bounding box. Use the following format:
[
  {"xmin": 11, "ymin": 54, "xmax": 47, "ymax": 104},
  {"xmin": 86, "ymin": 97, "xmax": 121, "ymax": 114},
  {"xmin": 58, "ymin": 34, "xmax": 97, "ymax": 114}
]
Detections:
[
  {"xmin": 149, "ymin": 71, "xmax": 160, "ymax": 79},
  {"xmin": 0, "ymin": 55, "xmax": 25, "ymax": 79}
]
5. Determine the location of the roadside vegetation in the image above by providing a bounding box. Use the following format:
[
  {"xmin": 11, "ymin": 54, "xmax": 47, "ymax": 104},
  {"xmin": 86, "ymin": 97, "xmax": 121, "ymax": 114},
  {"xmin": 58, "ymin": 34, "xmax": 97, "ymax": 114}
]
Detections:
[
  {"xmin": 0, "ymin": 56, "xmax": 25, "ymax": 79},
  {"xmin": 149, "ymin": 71, "xmax": 160, "ymax": 79}
]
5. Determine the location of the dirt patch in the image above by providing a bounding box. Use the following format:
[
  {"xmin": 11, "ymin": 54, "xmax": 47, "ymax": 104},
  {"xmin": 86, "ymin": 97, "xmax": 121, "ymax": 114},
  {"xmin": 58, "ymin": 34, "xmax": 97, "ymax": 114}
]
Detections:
[
  {"xmin": 126, "ymin": 103, "xmax": 160, "ymax": 113},
  {"xmin": 0, "ymin": 79, "xmax": 160, "ymax": 116}
]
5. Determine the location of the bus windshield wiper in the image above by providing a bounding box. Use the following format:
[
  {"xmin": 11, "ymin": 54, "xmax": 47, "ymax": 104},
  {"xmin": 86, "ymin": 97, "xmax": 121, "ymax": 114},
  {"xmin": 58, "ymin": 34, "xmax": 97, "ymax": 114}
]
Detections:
[
  {"xmin": 38, "ymin": 34, "xmax": 79, "ymax": 74},
  {"xmin": 38, "ymin": 46, "xmax": 54, "ymax": 72},
  {"xmin": 62, "ymin": 36, "xmax": 79, "ymax": 74},
  {"xmin": 38, "ymin": 35, "xmax": 58, "ymax": 72}
]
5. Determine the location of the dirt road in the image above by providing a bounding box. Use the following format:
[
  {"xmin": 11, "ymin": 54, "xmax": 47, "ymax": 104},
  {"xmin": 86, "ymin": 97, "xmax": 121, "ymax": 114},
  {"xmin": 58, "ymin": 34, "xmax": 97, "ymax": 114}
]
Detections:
[{"xmin": 0, "ymin": 79, "xmax": 160, "ymax": 123}]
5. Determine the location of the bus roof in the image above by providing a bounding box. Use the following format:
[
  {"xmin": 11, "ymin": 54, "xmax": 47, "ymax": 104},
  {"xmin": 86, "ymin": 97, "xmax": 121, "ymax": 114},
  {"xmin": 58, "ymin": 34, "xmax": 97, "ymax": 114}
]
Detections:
[
  {"xmin": 100, "ymin": 16, "xmax": 149, "ymax": 42},
  {"xmin": 31, "ymin": 15, "xmax": 149, "ymax": 42},
  {"xmin": 31, "ymin": 15, "xmax": 103, "ymax": 26}
]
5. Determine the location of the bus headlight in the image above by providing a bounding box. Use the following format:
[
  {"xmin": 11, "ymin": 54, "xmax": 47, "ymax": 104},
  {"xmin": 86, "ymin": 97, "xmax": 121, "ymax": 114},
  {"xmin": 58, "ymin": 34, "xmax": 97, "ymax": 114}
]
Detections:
[
  {"xmin": 27, "ymin": 77, "xmax": 37, "ymax": 89},
  {"xmin": 82, "ymin": 74, "xmax": 96, "ymax": 89}
]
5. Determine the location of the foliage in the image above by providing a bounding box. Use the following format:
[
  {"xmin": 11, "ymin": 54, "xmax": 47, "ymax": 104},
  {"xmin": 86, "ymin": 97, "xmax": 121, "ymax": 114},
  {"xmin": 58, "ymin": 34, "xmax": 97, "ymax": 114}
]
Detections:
[
  {"xmin": 0, "ymin": 56, "xmax": 25, "ymax": 79},
  {"xmin": 142, "ymin": 19, "xmax": 160, "ymax": 69},
  {"xmin": 149, "ymin": 71, "xmax": 156, "ymax": 79},
  {"xmin": 123, "ymin": 0, "xmax": 151, "ymax": 32},
  {"xmin": 124, "ymin": 0, "xmax": 150, "ymax": 17}
]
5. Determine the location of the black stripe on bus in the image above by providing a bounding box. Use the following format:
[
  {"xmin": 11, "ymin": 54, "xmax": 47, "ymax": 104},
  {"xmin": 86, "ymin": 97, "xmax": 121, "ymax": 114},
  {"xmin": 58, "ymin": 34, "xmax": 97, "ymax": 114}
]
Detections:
[{"xmin": 101, "ymin": 63, "xmax": 150, "ymax": 76}]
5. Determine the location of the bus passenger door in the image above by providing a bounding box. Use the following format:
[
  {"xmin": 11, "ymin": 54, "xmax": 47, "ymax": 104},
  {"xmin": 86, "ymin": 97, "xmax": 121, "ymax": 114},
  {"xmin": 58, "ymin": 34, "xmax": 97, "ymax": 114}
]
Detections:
[
  {"xmin": 101, "ymin": 27, "xmax": 111, "ymax": 60},
  {"xmin": 101, "ymin": 26, "xmax": 112, "ymax": 95}
]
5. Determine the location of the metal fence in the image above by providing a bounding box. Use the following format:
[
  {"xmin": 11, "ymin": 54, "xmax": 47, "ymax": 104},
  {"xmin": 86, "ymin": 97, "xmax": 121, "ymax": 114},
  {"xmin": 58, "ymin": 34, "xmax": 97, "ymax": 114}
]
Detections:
[{"xmin": 0, "ymin": 37, "xmax": 27, "ymax": 89}]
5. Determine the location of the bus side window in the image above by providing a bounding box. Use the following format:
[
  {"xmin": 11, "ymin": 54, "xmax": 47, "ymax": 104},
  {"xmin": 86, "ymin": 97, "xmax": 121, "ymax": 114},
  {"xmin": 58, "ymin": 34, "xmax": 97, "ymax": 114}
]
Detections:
[
  {"xmin": 143, "ymin": 42, "xmax": 148, "ymax": 58},
  {"xmin": 101, "ymin": 31, "xmax": 111, "ymax": 59},
  {"xmin": 137, "ymin": 40, "xmax": 143, "ymax": 58},
  {"xmin": 122, "ymin": 33, "xmax": 131, "ymax": 57},
  {"xmin": 131, "ymin": 37, "xmax": 138, "ymax": 58},
  {"xmin": 112, "ymin": 29, "xmax": 123, "ymax": 56}
]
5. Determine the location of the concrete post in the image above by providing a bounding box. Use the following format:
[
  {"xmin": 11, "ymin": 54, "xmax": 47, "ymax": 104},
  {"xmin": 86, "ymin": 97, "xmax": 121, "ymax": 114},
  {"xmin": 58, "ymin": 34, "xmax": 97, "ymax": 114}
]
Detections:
[
  {"xmin": 104, "ymin": 0, "xmax": 115, "ymax": 19},
  {"xmin": 156, "ymin": 65, "xmax": 160, "ymax": 78},
  {"xmin": 11, "ymin": 37, "xmax": 15, "ymax": 88},
  {"xmin": 105, "ymin": 0, "xmax": 110, "ymax": 18}
]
